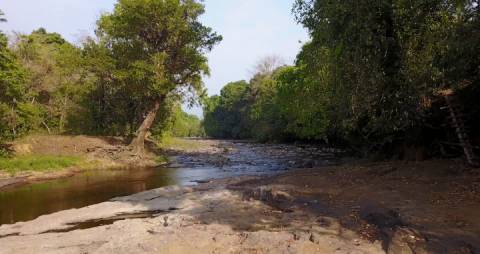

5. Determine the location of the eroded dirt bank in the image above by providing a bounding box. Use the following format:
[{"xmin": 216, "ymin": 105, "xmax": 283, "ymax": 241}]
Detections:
[
  {"xmin": 0, "ymin": 139, "xmax": 478, "ymax": 253},
  {"xmin": 0, "ymin": 135, "xmax": 166, "ymax": 189}
]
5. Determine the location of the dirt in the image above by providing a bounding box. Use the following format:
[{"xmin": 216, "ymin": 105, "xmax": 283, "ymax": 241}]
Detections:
[
  {"xmin": 0, "ymin": 178, "xmax": 384, "ymax": 254},
  {"xmin": 11, "ymin": 135, "xmax": 165, "ymax": 166},
  {"xmin": 0, "ymin": 138, "xmax": 479, "ymax": 253},
  {"xmin": 0, "ymin": 135, "xmax": 167, "ymax": 189},
  {"xmin": 232, "ymin": 160, "xmax": 480, "ymax": 253}
]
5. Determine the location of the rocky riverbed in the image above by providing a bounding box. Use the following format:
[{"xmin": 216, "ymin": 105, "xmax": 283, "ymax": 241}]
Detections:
[
  {"xmin": 0, "ymin": 139, "xmax": 479, "ymax": 253},
  {"xmin": 0, "ymin": 138, "xmax": 343, "ymax": 225},
  {"xmin": 0, "ymin": 178, "xmax": 384, "ymax": 254}
]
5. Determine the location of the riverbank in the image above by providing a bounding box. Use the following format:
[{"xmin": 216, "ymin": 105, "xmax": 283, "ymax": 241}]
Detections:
[
  {"xmin": 0, "ymin": 177, "xmax": 385, "ymax": 254},
  {"xmin": 234, "ymin": 160, "xmax": 480, "ymax": 253},
  {"xmin": 0, "ymin": 135, "xmax": 170, "ymax": 190},
  {"xmin": 0, "ymin": 138, "xmax": 338, "ymax": 226},
  {"xmin": 0, "ymin": 139, "xmax": 478, "ymax": 253},
  {"xmin": 1, "ymin": 161, "xmax": 478, "ymax": 253}
]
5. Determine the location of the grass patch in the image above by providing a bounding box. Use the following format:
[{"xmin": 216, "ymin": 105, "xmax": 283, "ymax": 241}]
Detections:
[
  {"xmin": 0, "ymin": 155, "xmax": 85, "ymax": 175},
  {"xmin": 155, "ymin": 155, "xmax": 170, "ymax": 165}
]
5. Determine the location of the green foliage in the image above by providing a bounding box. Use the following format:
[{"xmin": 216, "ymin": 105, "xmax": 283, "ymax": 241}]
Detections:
[
  {"xmin": 168, "ymin": 108, "xmax": 204, "ymax": 137},
  {"xmin": 14, "ymin": 102, "xmax": 47, "ymax": 135},
  {"xmin": 155, "ymin": 154, "xmax": 169, "ymax": 165},
  {"xmin": 290, "ymin": 0, "xmax": 480, "ymax": 153},
  {"xmin": 87, "ymin": 0, "xmax": 221, "ymax": 143},
  {"xmin": 0, "ymin": 146, "xmax": 10, "ymax": 158},
  {"xmin": 2, "ymin": 1, "xmax": 479, "ymax": 159},
  {"xmin": 202, "ymin": 95, "xmax": 221, "ymax": 137},
  {"xmin": 275, "ymin": 65, "xmax": 329, "ymax": 140},
  {"xmin": 1, "ymin": 2, "xmax": 221, "ymax": 146},
  {"xmin": 203, "ymin": 1, "xmax": 479, "ymax": 157},
  {"xmin": 248, "ymin": 69, "xmax": 288, "ymax": 141},
  {"xmin": 0, "ymin": 39, "xmax": 26, "ymax": 103},
  {"xmin": 12, "ymin": 28, "xmax": 89, "ymax": 134},
  {"xmin": 202, "ymin": 65, "xmax": 331, "ymax": 141},
  {"xmin": 203, "ymin": 81, "xmax": 252, "ymax": 139},
  {"xmin": 0, "ymin": 155, "xmax": 83, "ymax": 174},
  {"xmin": 77, "ymin": 38, "xmax": 129, "ymax": 135},
  {"xmin": 0, "ymin": 14, "xmax": 28, "ymax": 140},
  {"xmin": 151, "ymin": 103, "xmax": 204, "ymax": 138}
]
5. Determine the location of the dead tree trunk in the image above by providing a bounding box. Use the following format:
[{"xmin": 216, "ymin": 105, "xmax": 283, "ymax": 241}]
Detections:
[
  {"xmin": 444, "ymin": 93, "xmax": 477, "ymax": 166},
  {"xmin": 129, "ymin": 98, "xmax": 162, "ymax": 155}
]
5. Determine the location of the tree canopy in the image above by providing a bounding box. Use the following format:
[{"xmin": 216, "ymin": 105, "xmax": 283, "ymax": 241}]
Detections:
[
  {"xmin": 1, "ymin": 1, "xmax": 479, "ymax": 160},
  {"xmin": 0, "ymin": 2, "xmax": 220, "ymax": 153},
  {"xmin": 203, "ymin": 0, "xmax": 480, "ymax": 159},
  {"xmin": 96, "ymin": 0, "xmax": 221, "ymax": 153}
]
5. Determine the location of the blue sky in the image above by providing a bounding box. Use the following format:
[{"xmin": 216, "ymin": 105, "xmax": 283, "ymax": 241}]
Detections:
[{"xmin": 0, "ymin": 0, "xmax": 308, "ymax": 116}]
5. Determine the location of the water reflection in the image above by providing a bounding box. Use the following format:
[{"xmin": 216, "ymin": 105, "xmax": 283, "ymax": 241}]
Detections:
[
  {"xmin": 0, "ymin": 141, "xmax": 315, "ymax": 225},
  {"xmin": 0, "ymin": 167, "xmax": 178, "ymax": 225}
]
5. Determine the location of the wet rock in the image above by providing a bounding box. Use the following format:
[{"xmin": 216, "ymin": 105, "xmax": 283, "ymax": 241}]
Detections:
[
  {"xmin": 309, "ymin": 232, "xmax": 320, "ymax": 244},
  {"xmin": 387, "ymin": 227, "xmax": 428, "ymax": 254},
  {"xmin": 302, "ymin": 159, "xmax": 315, "ymax": 168},
  {"xmin": 243, "ymin": 187, "xmax": 294, "ymax": 203},
  {"xmin": 191, "ymin": 180, "xmax": 211, "ymax": 184},
  {"xmin": 292, "ymin": 231, "xmax": 311, "ymax": 241},
  {"xmin": 316, "ymin": 217, "xmax": 332, "ymax": 227},
  {"xmin": 360, "ymin": 205, "xmax": 404, "ymax": 229},
  {"xmin": 451, "ymin": 242, "xmax": 476, "ymax": 254}
]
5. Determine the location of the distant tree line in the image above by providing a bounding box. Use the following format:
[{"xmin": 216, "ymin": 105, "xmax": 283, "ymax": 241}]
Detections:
[
  {"xmin": 204, "ymin": 0, "xmax": 480, "ymax": 158},
  {"xmin": 0, "ymin": 0, "xmax": 218, "ymax": 153}
]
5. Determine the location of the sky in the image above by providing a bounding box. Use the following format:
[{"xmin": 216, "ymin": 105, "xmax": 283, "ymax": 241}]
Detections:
[{"xmin": 0, "ymin": 0, "xmax": 308, "ymax": 116}]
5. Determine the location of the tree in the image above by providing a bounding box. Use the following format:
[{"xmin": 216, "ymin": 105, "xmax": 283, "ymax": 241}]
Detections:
[
  {"xmin": 250, "ymin": 55, "xmax": 285, "ymax": 77},
  {"xmin": 159, "ymin": 105, "xmax": 204, "ymax": 138},
  {"xmin": 202, "ymin": 0, "xmax": 479, "ymax": 157},
  {"xmin": 12, "ymin": 29, "xmax": 88, "ymax": 133},
  {"xmin": 290, "ymin": 0, "xmax": 480, "ymax": 154},
  {"xmin": 0, "ymin": 10, "xmax": 28, "ymax": 139},
  {"xmin": 249, "ymin": 67, "xmax": 288, "ymax": 141},
  {"xmin": 202, "ymin": 95, "xmax": 222, "ymax": 137},
  {"xmin": 203, "ymin": 81, "xmax": 251, "ymax": 139},
  {"xmin": 96, "ymin": 0, "xmax": 221, "ymax": 154}
]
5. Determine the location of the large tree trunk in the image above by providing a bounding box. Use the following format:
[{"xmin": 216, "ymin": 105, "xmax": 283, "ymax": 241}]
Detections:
[{"xmin": 130, "ymin": 99, "xmax": 162, "ymax": 155}]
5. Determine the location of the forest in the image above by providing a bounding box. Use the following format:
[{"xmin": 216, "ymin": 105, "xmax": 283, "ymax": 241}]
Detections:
[
  {"xmin": 204, "ymin": 0, "xmax": 480, "ymax": 161},
  {"xmin": 1, "ymin": 0, "xmax": 479, "ymax": 161},
  {"xmin": 1, "ymin": 1, "xmax": 480, "ymax": 253},
  {"xmin": 0, "ymin": 0, "xmax": 210, "ymax": 156}
]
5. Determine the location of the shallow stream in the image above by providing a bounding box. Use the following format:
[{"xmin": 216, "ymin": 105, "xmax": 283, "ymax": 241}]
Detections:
[{"xmin": 0, "ymin": 141, "xmax": 336, "ymax": 225}]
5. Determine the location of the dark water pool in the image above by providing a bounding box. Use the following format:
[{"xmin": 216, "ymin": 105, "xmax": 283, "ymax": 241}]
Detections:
[{"xmin": 0, "ymin": 166, "xmax": 229, "ymax": 225}]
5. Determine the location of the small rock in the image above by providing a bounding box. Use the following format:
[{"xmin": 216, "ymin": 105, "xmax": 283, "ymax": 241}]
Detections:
[
  {"xmin": 387, "ymin": 227, "xmax": 428, "ymax": 254},
  {"xmin": 293, "ymin": 233, "xmax": 301, "ymax": 241},
  {"xmin": 147, "ymin": 229, "xmax": 159, "ymax": 235},
  {"xmin": 163, "ymin": 216, "xmax": 169, "ymax": 227},
  {"xmin": 360, "ymin": 205, "xmax": 403, "ymax": 229}
]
